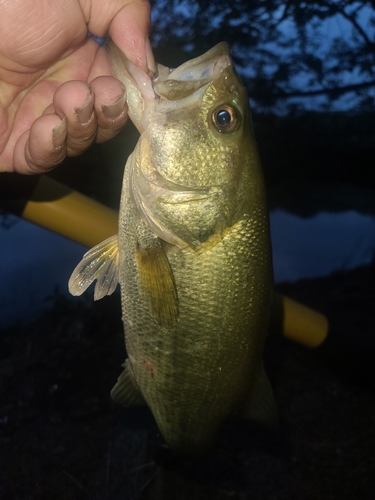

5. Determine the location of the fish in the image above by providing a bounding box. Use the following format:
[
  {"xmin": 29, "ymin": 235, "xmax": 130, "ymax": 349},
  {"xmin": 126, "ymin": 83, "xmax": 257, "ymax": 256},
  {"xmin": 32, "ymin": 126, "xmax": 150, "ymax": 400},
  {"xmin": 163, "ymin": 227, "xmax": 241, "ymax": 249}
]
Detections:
[{"xmin": 68, "ymin": 42, "xmax": 277, "ymax": 456}]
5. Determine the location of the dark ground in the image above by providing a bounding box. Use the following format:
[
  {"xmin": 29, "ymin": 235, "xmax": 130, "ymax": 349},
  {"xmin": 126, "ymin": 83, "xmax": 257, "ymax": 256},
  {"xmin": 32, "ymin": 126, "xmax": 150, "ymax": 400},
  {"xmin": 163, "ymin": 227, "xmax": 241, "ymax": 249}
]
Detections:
[{"xmin": 1, "ymin": 258, "xmax": 375, "ymax": 500}]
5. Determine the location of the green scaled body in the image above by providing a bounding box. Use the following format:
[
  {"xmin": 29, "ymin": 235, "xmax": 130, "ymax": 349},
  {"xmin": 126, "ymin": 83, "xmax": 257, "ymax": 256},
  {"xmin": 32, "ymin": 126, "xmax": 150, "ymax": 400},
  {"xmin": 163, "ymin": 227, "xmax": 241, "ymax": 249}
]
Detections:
[{"xmin": 69, "ymin": 42, "xmax": 277, "ymax": 456}]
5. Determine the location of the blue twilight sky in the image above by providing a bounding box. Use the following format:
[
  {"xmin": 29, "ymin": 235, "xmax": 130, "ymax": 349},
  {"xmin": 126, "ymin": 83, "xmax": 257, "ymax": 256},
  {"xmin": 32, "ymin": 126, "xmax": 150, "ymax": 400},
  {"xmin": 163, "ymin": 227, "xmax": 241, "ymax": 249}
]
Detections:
[{"xmin": 151, "ymin": 1, "xmax": 375, "ymax": 113}]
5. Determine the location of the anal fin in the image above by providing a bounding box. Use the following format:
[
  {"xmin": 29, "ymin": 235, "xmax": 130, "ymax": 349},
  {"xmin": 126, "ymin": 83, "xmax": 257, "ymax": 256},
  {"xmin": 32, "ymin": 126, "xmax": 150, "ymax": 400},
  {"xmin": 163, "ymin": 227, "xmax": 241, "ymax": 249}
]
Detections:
[
  {"xmin": 240, "ymin": 365, "xmax": 278, "ymax": 428},
  {"xmin": 136, "ymin": 238, "xmax": 179, "ymax": 329},
  {"xmin": 111, "ymin": 360, "xmax": 146, "ymax": 406}
]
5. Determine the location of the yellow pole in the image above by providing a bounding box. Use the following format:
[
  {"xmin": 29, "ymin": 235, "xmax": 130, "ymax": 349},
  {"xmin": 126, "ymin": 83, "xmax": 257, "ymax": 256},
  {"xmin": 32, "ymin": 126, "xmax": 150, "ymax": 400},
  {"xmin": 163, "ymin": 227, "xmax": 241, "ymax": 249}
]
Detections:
[
  {"xmin": 270, "ymin": 291, "xmax": 328, "ymax": 348},
  {"xmin": 21, "ymin": 176, "xmax": 118, "ymax": 248}
]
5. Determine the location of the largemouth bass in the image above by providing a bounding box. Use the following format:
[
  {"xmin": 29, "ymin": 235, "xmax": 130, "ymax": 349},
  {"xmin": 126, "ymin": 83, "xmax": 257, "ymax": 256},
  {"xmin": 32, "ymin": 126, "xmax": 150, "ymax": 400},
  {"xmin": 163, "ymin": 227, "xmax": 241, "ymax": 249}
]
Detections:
[{"xmin": 69, "ymin": 42, "xmax": 277, "ymax": 456}]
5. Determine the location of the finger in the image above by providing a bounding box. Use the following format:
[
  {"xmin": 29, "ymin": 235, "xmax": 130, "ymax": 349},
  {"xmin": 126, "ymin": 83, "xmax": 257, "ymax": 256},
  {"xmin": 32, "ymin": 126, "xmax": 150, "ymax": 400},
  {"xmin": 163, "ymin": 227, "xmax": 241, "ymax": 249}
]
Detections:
[
  {"xmin": 53, "ymin": 80, "xmax": 97, "ymax": 157},
  {"xmin": 89, "ymin": 76, "xmax": 128, "ymax": 143},
  {"xmin": 86, "ymin": 0, "xmax": 154, "ymax": 73},
  {"xmin": 109, "ymin": 0, "xmax": 154, "ymax": 74},
  {"xmin": 13, "ymin": 114, "xmax": 67, "ymax": 174}
]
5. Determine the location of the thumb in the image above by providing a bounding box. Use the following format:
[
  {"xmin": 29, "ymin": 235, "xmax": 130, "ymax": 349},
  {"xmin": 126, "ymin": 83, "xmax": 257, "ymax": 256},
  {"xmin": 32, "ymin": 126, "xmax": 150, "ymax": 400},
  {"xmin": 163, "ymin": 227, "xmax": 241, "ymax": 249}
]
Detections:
[{"xmin": 83, "ymin": 0, "xmax": 153, "ymax": 73}]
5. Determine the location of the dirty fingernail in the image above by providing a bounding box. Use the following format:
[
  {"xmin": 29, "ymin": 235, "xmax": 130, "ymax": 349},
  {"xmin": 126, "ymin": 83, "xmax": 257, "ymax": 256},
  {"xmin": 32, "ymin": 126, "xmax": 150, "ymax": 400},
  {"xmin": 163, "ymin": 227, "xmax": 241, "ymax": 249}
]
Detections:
[
  {"xmin": 76, "ymin": 90, "xmax": 93, "ymax": 124},
  {"xmin": 53, "ymin": 116, "xmax": 67, "ymax": 147},
  {"xmin": 102, "ymin": 91, "xmax": 127, "ymax": 120}
]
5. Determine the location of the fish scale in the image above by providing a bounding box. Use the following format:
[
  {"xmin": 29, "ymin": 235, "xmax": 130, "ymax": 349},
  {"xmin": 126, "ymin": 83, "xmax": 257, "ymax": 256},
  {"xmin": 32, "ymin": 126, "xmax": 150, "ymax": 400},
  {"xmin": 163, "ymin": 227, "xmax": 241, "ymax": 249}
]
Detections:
[
  {"xmin": 118, "ymin": 158, "xmax": 272, "ymax": 454},
  {"xmin": 69, "ymin": 42, "xmax": 277, "ymax": 456}
]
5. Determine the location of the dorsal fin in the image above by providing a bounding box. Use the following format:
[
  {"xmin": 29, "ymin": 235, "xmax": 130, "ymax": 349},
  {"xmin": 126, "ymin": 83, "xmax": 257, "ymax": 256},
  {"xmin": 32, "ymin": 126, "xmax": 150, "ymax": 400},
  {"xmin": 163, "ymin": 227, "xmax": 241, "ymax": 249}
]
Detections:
[{"xmin": 68, "ymin": 235, "xmax": 119, "ymax": 300}]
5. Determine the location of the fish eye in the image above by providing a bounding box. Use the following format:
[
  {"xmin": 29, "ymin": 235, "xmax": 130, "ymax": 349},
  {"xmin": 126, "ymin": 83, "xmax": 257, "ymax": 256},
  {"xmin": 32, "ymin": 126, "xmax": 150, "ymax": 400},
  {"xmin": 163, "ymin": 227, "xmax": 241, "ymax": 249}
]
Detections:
[{"xmin": 211, "ymin": 105, "xmax": 239, "ymax": 133}]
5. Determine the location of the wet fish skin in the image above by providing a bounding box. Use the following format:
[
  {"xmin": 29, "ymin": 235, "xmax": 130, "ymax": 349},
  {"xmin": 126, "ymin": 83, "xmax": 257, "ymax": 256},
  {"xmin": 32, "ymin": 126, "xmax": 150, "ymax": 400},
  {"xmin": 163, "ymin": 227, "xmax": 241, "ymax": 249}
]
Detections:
[{"xmin": 69, "ymin": 42, "xmax": 277, "ymax": 456}]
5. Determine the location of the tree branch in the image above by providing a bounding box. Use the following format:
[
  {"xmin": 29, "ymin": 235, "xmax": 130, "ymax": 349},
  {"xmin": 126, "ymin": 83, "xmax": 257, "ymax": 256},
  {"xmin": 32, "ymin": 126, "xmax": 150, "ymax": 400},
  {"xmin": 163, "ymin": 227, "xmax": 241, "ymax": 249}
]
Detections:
[
  {"xmin": 274, "ymin": 79, "xmax": 375, "ymax": 99},
  {"xmin": 327, "ymin": 0, "xmax": 375, "ymax": 50}
]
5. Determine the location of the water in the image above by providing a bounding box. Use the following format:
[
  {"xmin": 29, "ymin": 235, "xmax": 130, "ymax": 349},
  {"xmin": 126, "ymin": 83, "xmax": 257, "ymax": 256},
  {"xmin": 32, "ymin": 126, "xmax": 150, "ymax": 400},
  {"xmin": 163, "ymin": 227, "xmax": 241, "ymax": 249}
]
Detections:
[
  {"xmin": 0, "ymin": 217, "xmax": 86, "ymax": 328},
  {"xmin": 270, "ymin": 209, "xmax": 375, "ymax": 282},
  {"xmin": 1, "ymin": 209, "xmax": 375, "ymax": 327}
]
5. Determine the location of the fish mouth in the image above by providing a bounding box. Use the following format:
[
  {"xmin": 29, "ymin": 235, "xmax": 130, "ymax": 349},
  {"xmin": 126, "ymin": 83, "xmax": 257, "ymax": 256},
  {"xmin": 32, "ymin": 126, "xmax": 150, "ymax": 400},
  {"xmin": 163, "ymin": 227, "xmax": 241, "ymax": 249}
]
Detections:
[
  {"xmin": 153, "ymin": 42, "xmax": 233, "ymax": 101},
  {"xmin": 165, "ymin": 42, "xmax": 232, "ymax": 81},
  {"xmin": 126, "ymin": 42, "xmax": 232, "ymax": 102},
  {"xmin": 153, "ymin": 42, "xmax": 232, "ymax": 100},
  {"xmin": 154, "ymin": 42, "xmax": 232, "ymax": 85}
]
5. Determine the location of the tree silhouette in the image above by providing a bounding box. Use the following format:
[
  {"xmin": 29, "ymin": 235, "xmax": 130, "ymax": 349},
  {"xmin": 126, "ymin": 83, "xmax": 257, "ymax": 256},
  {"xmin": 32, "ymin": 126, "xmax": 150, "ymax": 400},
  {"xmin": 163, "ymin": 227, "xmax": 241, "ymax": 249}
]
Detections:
[{"xmin": 150, "ymin": 0, "xmax": 375, "ymax": 112}]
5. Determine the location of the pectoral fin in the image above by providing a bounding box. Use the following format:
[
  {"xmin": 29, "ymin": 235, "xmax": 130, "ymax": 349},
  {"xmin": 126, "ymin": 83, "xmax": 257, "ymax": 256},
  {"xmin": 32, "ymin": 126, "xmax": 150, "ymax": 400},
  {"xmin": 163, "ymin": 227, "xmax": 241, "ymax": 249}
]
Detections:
[
  {"xmin": 240, "ymin": 365, "xmax": 278, "ymax": 428},
  {"xmin": 136, "ymin": 239, "xmax": 179, "ymax": 329},
  {"xmin": 68, "ymin": 235, "xmax": 119, "ymax": 300},
  {"xmin": 111, "ymin": 360, "xmax": 146, "ymax": 406}
]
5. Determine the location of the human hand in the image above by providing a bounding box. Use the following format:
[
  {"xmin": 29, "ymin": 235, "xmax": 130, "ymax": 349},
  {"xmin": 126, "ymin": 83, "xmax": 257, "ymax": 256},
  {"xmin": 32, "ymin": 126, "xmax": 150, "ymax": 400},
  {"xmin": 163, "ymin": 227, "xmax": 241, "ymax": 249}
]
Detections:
[{"xmin": 0, "ymin": 0, "xmax": 154, "ymax": 174}]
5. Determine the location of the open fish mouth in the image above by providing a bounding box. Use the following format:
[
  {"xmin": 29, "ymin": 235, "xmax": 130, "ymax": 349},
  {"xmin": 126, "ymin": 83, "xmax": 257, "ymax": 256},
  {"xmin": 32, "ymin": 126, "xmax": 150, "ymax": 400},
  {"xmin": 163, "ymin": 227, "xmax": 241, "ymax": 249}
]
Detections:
[
  {"xmin": 121, "ymin": 42, "xmax": 232, "ymax": 101},
  {"xmin": 167, "ymin": 42, "xmax": 232, "ymax": 81},
  {"xmin": 153, "ymin": 42, "xmax": 232, "ymax": 100}
]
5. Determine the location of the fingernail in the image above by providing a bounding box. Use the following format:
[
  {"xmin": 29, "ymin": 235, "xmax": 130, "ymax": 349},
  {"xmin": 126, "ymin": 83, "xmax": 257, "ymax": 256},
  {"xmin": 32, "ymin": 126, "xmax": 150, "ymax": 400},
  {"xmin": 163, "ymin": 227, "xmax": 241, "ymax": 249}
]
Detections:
[
  {"xmin": 146, "ymin": 38, "xmax": 156, "ymax": 78},
  {"xmin": 102, "ymin": 90, "xmax": 127, "ymax": 120},
  {"xmin": 76, "ymin": 90, "xmax": 93, "ymax": 124},
  {"xmin": 53, "ymin": 116, "xmax": 67, "ymax": 148}
]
